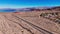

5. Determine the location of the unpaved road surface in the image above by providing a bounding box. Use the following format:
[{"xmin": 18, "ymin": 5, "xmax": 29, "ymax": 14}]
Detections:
[{"xmin": 0, "ymin": 11, "xmax": 60, "ymax": 34}]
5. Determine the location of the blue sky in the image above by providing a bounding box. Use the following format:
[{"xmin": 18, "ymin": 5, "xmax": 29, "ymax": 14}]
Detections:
[{"xmin": 0, "ymin": 0, "xmax": 60, "ymax": 8}]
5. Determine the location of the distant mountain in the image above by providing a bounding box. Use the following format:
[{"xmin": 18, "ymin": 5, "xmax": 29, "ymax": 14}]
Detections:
[
  {"xmin": 51, "ymin": 6, "xmax": 60, "ymax": 11},
  {"xmin": 0, "ymin": 6, "xmax": 60, "ymax": 12}
]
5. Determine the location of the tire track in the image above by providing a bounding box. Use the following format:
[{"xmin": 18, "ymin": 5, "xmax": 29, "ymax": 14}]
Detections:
[
  {"xmin": 12, "ymin": 14, "xmax": 53, "ymax": 34},
  {"xmin": 3, "ymin": 15, "xmax": 34, "ymax": 34}
]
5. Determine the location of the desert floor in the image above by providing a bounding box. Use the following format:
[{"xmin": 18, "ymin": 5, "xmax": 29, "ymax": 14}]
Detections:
[{"xmin": 0, "ymin": 11, "xmax": 60, "ymax": 34}]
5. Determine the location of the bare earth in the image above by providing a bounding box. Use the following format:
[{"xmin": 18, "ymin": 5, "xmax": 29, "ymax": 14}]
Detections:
[{"xmin": 0, "ymin": 11, "xmax": 60, "ymax": 34}]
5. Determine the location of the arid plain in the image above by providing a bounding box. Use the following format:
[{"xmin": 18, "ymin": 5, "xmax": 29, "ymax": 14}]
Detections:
[{"xmin": 0, "ymin": 10, "xmax": 60, "ymax": 34}]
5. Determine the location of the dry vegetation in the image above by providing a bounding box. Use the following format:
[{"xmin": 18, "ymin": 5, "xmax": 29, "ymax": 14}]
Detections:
[{"xmin": 40, "ymin": 12, "xmax": 60, "ymax": 24}]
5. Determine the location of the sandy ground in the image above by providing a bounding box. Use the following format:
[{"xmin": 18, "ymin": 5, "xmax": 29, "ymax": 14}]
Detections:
[{"xmin": 0, "ymin": 11, "xmax": 60, "ymax": 34}]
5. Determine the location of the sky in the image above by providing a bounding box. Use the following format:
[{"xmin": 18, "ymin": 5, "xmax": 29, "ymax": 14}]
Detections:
[{"xmin": 0, "ymin": 0, "xmax": 60, "ymax": 8}]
